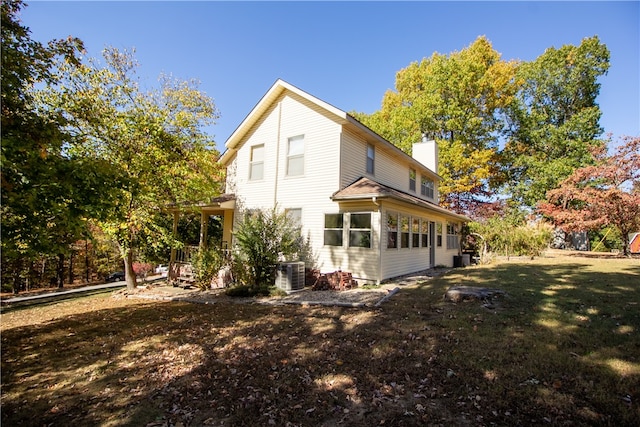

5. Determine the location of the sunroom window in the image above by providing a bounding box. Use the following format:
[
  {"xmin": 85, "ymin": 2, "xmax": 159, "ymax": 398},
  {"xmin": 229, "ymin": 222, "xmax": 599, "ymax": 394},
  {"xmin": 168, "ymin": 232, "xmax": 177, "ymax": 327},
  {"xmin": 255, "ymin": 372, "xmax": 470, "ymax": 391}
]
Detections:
[
  {"xmin": 387, "ymin": 213, "xmax": 398, "ymax": 249},
  {"xmin": 400, "ymin": 215, "xmax": 410, "ymax": 248},
  {"xmin": 412, "ymin": 217, "xmax": 420, "ymax": 247},
  {"xmin": 349, "ymin": 213, "xmax": 371, "ymax": 248}
]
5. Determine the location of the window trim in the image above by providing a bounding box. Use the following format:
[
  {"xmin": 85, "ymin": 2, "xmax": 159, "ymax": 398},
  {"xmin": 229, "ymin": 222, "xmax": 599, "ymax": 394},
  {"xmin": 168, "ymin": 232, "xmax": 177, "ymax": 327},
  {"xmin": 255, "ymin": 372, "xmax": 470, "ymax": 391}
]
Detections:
[
  {"xmin": 249, "ymin": 144, "xmax": 265, "ymax": 181},
  {"xmin": 387, "ymin": 212, "xmax": 398, "ymax": 249},
  {"xmin": 447, "ymin": 222, "xmax": 460, "ymax": 250},
  {"xmin": 349, "ymin": 212, "xmax": 372, "ymax": 248},
  {"xmin": 400, "ymin": 215, "xmax": 410, "ymax": 249},
  {"xmin": 323, "ymin": 213, "xmax": 344, "ymax": 246},
  {"xmin": 366, "ymin": 144, "xmax": 375, "ymax": 175},
  {"xmin": 411, "ymin": 217, "xmax": 420, "ymax": 248},
  {"xmin": 409, "ymin": 168, "xmax": 416, "ymax": 192},
  {"xmin": 421, "ymin": 218, "xmax": 430, "ymax": 248},
  {"xmin": 286, "ymin": 135, "xmax": 305, "ymax": 177},
  {"xmin": 421, "ymin": 175, "xmax": 434, "ymax": 199}
]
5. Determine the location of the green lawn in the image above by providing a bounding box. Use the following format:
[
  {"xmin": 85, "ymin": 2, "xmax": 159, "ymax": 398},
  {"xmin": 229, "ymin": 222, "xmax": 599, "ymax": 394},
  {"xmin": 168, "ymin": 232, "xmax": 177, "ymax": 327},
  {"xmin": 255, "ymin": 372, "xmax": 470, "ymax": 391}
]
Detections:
[{"xmin": 2, "ymin": 254, "xmax": 639, "ymax": 426}]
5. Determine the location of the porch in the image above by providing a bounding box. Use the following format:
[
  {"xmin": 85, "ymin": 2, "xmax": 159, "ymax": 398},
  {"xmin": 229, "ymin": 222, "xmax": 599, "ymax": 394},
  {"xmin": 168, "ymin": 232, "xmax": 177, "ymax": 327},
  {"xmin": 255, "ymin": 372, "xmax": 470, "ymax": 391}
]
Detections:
[{"xmin": 166, "ymin": 194, "xmax": 236, "ymax": 285}]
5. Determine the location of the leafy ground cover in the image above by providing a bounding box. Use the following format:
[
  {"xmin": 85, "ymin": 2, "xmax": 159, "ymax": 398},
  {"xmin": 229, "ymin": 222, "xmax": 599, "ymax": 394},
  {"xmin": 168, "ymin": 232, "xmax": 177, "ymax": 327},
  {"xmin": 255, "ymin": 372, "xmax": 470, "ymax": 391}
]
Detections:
[{"xmin": 1, "ymin": 254, "xmax": 639, "ymax": 426}]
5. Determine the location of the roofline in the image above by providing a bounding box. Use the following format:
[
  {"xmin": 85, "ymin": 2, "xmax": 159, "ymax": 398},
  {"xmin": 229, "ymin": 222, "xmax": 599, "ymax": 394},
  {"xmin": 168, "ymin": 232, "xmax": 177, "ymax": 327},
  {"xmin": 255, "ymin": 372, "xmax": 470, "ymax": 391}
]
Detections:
[
  {"xmin": 218, "ymin": 79, "xmax": 441, "ymax": 180},
  {"xmin": 219, "ymin": 79, "xmax": 349, "ymax": 165},
  {"xmin": 344, "ymin": 114, "xmax": 442, "ymax": 181},
  {"xmin": 331, "ymin": 178, "xmax": 469, "ymax": 222}
]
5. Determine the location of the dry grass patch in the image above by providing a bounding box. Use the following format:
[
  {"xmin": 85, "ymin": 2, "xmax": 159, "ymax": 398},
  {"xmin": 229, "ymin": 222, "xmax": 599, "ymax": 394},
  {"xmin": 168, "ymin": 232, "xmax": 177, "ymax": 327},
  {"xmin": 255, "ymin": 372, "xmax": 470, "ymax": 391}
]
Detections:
[{"xmin": 2, "ymin": 254, "xmax": 639, "ymax": 426}]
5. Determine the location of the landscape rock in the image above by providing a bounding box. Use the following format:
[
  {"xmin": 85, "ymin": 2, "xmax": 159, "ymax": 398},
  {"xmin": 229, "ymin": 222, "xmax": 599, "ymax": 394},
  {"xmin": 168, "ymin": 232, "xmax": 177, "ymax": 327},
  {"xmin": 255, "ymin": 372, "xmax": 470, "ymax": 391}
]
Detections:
[{"xmin": 444, "ymin": 286, "xmax": 506, "ymax": 303}]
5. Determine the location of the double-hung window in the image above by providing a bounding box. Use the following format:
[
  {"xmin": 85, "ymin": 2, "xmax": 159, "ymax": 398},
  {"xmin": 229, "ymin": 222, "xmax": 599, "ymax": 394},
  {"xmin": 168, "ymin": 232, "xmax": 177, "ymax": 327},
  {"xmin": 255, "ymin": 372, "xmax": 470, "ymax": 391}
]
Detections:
[
  {"xmin": 349, "ymin": 213, "xmax": 371, "ymax": 248},
  {"xmin": 447, "ymin": 222, "xmax": 460, "ymax": 250},
  {"xmin": 285, "ymin": 208, "xmax": 302, "ymax": 228},
  {"xmin": 287, "ymin": 135, "xmax": 304, "ymax": 176},
  {"xmin": 412, "ymin": 217, "xmax": 420, "ymax": 247},
  {"xmin": 421, "ymin": 219, "xmax": 430, "ymax": 247},
  {"xmin": 400, "ymin": 215, "xmax": 410, "ymax": 248},
  {"xmin": 409, "ymin": 169, "xmax": 416, "ymax": 192},
  {"xmin": 387, "ymin": 213, "xmax": 398, "ymax": 249},
  {"xmin": 366, "ymin": 144, "xmax": 375, "ymax": 175},
  {"xmin": 249, "ymin": 144, "xmax": 264, "ymax": 181},
  {"xmin": 421, "ymin": 176, "xmax": 434, "ymax": 199},
  {"xmin": 324, "ymin": 214, "xmax": 343, "ymax": 246}
]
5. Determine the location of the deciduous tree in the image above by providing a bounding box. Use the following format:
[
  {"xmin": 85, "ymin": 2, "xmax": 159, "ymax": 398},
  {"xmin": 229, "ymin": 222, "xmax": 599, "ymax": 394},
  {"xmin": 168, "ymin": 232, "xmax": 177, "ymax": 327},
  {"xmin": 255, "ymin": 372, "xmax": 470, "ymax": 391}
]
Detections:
[
  {"xmin": 1, "ymin": 0, "xmax": 116, "ymax": 292},
  {"xmin": 353, "ymin": 36, "xmax": 518, "ymax": 214},
  {"xmin": 538, "ymin": 136, "xmax": 640, "ymax": 255},
  {"xmin": 501, "ymin": 36, "xmax": 610, "ymax": 207},
  {"xmin": 39, "ymin": 47, "xmax": 224, "ymax": 289}
]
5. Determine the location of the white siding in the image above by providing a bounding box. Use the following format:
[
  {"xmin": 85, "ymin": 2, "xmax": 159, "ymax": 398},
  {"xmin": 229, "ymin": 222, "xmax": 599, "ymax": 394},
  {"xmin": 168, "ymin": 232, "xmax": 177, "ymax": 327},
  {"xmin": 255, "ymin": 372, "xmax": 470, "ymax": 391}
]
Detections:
[
  {"xmin": 340, "ymin": 128, "xmax": 439, "ymax": 204},
  {"xmin": 378, "ymin": 200, "xmax": 460, "ymax": 281},
  {"xmin": 225, "ymin": 83, "xmax": 463, "ymax": 285}
]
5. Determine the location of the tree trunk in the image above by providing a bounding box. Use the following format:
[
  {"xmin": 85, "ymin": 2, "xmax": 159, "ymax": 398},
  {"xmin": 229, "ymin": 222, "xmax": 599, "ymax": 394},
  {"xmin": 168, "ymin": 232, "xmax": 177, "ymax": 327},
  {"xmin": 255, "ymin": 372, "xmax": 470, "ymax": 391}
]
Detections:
[
  {"xmin": 123, "ymin": 250, "xmax": 137, "ymax": 290},
  {"xmin": 12, "ymin": 259, "xmax": 22, "ymax": 294},
  {"xmin": 85, "ymin": 239, "xmax": 90, "ymax": 283},
  {"xmin": 57, "ymin": 253, "xmax": 65, "ymax": 288},
  {"xmin": 68, "ymin": 250, "xmax": 74, "ymax": 285}
]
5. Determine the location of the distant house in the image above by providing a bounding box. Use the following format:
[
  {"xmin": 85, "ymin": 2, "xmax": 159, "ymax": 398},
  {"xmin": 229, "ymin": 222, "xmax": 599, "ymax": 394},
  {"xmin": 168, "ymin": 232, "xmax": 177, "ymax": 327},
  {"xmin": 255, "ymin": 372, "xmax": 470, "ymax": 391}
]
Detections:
[
  {"xmin": 173, "ymin": 79, "xmax": 468, "ymax": 284},
  {"xmin": 630, "ymin": 233, "xmax": 640, "ymax": 254}
]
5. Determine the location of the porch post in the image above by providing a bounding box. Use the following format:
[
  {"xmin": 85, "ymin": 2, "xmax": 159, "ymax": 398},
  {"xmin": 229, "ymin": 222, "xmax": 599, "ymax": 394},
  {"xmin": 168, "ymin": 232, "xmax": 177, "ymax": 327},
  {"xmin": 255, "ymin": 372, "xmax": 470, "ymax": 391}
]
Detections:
[{"xmin": 222, "ymin": 210, "xmax": 234, "ymax": 249}]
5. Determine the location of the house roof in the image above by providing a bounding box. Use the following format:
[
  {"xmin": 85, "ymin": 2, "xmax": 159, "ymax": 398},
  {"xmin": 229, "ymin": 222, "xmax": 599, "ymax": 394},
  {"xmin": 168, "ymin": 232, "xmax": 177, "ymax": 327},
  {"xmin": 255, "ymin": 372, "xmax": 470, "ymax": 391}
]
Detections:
[
  {"xmin": 165, "ymin": 193, "xmax": 236, "ymax": 212},
  {"xmin": 331, "ymin": 177, "xmax": 469, "ymax": 222},
  {"xmin": 219, "ymin": 79, "xmax": 348, "ymax": 165},
  {"xmin": 218, "ymin": 79, "xmax": 440, "ymax": 180}
]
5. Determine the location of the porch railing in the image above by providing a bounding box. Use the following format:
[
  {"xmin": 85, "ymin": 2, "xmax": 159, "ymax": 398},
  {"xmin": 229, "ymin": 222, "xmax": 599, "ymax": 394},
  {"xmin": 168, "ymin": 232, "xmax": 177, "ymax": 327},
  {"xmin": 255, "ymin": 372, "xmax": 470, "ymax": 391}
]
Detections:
[{"xmin": 174, "ymin": 245, "xmax": 199, "ymax": 264}]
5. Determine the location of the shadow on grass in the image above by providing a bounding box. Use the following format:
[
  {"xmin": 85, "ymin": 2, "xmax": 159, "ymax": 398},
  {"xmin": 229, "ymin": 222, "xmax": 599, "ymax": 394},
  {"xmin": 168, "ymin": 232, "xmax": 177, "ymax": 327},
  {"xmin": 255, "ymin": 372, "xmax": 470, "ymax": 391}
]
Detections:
[{"xmin": 2, "ymin": 257, "xmax": 639, "ymax": 426}]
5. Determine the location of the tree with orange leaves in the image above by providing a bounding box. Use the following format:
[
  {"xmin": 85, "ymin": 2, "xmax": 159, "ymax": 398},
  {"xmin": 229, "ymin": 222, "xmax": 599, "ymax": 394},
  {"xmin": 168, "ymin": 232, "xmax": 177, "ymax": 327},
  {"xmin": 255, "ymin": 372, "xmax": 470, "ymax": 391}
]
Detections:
[{"xmin": 538, "ymin": 136, "xmax": 640, "ymax": 255}]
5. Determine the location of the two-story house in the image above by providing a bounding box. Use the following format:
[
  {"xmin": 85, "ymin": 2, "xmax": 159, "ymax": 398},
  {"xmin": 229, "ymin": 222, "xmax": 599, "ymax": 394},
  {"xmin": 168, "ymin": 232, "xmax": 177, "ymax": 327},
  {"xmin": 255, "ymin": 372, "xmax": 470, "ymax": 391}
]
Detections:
[{"xmin": 180, "ymin": 79, "xmax": 468, "ymax": 285}]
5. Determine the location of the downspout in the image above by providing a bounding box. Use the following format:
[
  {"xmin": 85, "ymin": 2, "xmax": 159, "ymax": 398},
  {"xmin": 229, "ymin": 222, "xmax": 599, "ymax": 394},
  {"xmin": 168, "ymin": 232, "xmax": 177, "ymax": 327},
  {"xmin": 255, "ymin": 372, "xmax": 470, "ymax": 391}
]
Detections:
[
  {"xmin": 273, "ymin": 101, "xmax": 282, "ymax": 207},
  {"xmin": 372, "ymin": 196, "xmax": 382, "ymax": 285}
]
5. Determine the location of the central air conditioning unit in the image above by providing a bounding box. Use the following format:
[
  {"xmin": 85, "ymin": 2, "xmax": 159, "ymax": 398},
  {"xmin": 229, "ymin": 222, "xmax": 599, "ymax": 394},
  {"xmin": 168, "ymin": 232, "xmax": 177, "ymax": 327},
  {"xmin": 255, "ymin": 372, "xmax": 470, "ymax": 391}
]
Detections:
[{"xmin": 275, "ymin": 261, "xmax": 305, "ymax": 293}]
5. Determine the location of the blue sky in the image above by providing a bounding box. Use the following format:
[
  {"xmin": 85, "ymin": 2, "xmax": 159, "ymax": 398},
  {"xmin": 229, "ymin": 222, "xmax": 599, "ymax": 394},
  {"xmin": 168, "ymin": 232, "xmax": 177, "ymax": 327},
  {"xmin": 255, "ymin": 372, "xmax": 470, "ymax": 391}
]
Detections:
[{"xmin": 20, "ymin": 1, "xmax": 639, "ymax": 154}]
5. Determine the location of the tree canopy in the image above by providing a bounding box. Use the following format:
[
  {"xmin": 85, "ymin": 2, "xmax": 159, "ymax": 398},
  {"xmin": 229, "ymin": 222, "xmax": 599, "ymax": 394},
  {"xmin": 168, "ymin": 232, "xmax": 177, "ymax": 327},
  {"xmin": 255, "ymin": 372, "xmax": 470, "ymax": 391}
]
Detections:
[
  {"xmin": 353, "ymin": 36, "xmax": 518, "ymax": 214},
  {"xmin": 538, "ymin": 136, "xmax": 640, "ymax": 255},
  {"xmin": 1, "ymin": 0, "xmax": 118, "ymax": 291},
  {"xmin": 501, "ymin": 36, "xmax": 610, "ymax": 207},
  {"xmin": 37, "ymin": 47, "xmax": 225, "ymax": 289},
  {"xmin": 354, "ymin": 36, "xmax": 611, "ymax": 217}
]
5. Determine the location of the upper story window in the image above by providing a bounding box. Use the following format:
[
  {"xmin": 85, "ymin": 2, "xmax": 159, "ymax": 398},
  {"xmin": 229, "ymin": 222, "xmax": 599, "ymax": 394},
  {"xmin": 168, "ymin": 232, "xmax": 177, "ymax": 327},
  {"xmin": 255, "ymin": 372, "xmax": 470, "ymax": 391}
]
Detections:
[
  {"xmin": 249, "ymin": 144, "xmax": 264, "ymax": 181},
  {"xmin": 287, "ymin": 135, "xmax": 304, "ymax": 176},
  {"xmin": 366, "ymin": 144, "xmax": 375, "ymax": 175},
  {"xmin": 421, "ymin": 176, "xmax": 434, "ymax": 199},
  {"xmin": 409, "ymin": 169, "xmax": 416, "ymax": 192}
]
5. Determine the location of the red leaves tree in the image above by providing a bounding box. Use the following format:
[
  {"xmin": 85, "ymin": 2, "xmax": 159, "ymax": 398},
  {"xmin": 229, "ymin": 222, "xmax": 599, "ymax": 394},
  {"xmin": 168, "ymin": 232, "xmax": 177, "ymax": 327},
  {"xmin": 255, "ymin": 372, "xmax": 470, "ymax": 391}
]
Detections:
[{"xmin": 538, "ymin": 136, "xmax": 640, "ymax": 255}]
